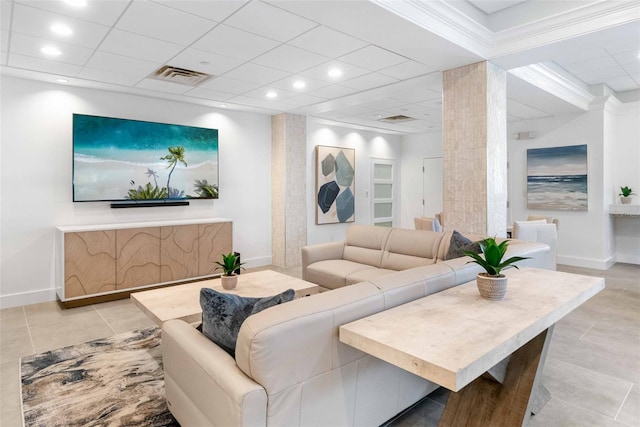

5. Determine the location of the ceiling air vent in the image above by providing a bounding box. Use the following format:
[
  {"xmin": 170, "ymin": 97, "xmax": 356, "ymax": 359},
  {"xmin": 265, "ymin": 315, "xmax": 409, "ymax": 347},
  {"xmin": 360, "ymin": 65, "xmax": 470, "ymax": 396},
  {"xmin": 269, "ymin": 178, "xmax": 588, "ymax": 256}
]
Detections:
[
  {"xmin": 150, "ymin": 65, "xmax": 213, "ymax": 86},
  {"xmin": 378, "ymin": 114, "xmax": 416, "ymax": 123}
]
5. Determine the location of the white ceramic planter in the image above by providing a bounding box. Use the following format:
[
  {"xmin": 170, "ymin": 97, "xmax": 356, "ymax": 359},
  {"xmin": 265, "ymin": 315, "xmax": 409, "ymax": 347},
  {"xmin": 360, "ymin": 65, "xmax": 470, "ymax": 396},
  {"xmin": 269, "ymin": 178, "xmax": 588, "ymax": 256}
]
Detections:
[
  {"xmin": 476, "ymin": 273, "xmax": 508, "ymax": 300},
  {"xmin": 621, "ymin": 197, "xmax": 632, "ymax": 204}
]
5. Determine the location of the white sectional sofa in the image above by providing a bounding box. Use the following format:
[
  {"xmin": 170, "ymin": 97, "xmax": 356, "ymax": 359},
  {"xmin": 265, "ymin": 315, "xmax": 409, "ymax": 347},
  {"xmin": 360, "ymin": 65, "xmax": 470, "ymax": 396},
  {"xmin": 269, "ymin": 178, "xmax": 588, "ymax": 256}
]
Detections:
[{"xmin": 162, "ymin": 225, "xmax": 552, "ymax": 427}]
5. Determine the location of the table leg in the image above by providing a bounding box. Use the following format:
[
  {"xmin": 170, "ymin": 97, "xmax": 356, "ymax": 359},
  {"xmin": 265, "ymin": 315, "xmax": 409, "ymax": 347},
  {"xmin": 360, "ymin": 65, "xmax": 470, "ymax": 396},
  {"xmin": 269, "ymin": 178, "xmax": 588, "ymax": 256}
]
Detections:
[{"xmin": 439, "ymin": 327, "xmax": 553, "ymax": 427}]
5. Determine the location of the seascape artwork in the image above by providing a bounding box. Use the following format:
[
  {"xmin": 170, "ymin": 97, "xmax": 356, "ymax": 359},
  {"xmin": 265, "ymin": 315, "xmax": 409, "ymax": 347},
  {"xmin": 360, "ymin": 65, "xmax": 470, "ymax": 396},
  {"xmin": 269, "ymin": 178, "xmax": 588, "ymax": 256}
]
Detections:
[
  {"xmin": 316, "ymin": 145, "xmax": 355, "ymax": 224},
  {"xmin": 73, "ymin": 114, "xmax": 219, "ymax": 202},
  {"xmin": 527, "ymin": 144, "xmax": 588, "ymax": 211}
]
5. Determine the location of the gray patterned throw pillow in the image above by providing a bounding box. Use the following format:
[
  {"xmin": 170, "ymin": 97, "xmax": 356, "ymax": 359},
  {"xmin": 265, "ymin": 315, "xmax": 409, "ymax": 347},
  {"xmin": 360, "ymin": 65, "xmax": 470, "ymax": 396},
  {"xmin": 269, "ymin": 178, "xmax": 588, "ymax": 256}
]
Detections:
[
  {"xmin": 445, "ymin": 230, "xmax": 482, "ymax": 260},
  {"xmin": 200, "ymin": 287, "xmax": 295, "ymax": 357}
]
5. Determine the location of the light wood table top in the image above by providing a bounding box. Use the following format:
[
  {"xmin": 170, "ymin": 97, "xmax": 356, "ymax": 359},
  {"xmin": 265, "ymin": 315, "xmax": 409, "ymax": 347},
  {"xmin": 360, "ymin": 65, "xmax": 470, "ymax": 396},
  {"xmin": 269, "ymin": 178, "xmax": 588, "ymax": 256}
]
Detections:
[
  {"xmin": 339, "ymin": 267, "xmax": 604, "ymax": 392},
  {"xmin": 131, "ymin": 270, "xmax": 319, "ymax": 326}
]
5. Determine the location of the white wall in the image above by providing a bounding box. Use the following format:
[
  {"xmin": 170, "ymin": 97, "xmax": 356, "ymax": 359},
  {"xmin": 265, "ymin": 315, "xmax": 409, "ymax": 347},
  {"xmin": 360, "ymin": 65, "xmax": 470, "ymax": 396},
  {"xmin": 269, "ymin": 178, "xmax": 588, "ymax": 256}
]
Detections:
[
  {"xmin": 0, "ymin": 76, "xmax": 273, "ymax": 308},
  {"xmin": 305, "ymin": 120, "xmax": 402, "ymax": 245},
  {"xmin": 400, "ymin": 132, "xmax": 443, "ymax": 229},
  {"xmin": 612, "ymin": 102, "xmax": 640, "ymax": 264}
]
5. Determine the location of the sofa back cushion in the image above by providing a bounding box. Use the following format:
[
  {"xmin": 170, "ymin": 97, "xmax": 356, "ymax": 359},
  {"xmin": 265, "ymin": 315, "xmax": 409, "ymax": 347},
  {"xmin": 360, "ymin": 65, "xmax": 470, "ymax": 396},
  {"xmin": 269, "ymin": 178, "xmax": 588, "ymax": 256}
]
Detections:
[
  {"xmin": 380, "ymin": 228, "xmax": 444, "ymax": 270},
  {"xmin": 343, "ymin": 224, "xmax": 392, "ymax": 267}
]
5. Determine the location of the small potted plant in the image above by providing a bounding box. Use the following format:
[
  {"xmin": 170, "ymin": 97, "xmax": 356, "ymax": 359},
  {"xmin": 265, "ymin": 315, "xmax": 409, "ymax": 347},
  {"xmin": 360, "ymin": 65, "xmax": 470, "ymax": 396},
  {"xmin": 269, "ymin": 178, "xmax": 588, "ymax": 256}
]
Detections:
[
  {"xmin": 463, "ymin": 238, "xmax": 530, "ymax": 300},
  {"xmin": 619, "ymin": 186, "xmax": 635, "ymax": 204},
  {"xmin": 214, "ymin": 252, "xmax": 244, "ymax": 290}
]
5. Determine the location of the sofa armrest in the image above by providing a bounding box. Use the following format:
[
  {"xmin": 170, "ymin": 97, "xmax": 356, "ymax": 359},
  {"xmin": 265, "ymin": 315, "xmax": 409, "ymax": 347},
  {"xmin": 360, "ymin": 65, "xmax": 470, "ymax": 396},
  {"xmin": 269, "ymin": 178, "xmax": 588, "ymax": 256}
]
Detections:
[
  {"xmin": 301, "ymin": 241, "xmax": 345, "ymax": 280},
  {"xmin": 162, "ymin": 319, "xmax": 267, "ymax": 427}
]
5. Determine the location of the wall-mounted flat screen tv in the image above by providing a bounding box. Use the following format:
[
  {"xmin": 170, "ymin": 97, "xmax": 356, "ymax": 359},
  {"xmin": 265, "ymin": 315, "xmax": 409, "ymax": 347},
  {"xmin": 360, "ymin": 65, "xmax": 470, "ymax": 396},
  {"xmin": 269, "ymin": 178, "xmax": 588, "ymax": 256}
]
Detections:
[{"xmin": 73, "ymin": 114, "xmax": 219, "ymax": 202}]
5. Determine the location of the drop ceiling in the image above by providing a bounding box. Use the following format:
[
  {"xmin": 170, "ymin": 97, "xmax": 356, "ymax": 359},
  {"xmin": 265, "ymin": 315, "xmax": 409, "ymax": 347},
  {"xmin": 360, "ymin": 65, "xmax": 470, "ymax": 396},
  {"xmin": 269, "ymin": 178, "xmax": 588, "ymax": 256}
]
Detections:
[{"xmin": 1, "ymin": 0, "xmax": 638, "ymax": 134}]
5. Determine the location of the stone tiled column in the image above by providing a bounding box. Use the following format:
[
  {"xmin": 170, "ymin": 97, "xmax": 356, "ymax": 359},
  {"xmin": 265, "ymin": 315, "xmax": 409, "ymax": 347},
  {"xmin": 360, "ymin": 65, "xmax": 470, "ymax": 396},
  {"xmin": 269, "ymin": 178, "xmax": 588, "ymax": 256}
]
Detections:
[
  {"xmin": 272, "ymin": 113, "xmax": 307, "ymax": 267},
  {"xmin": 442, "ymin": 61, "xmax": 507, "ymax": 236}
]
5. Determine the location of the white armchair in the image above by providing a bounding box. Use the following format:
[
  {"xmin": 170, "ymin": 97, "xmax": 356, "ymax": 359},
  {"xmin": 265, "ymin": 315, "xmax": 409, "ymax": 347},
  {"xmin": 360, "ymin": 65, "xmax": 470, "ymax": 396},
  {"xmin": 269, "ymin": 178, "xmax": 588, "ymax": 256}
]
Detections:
[{"xmin": 513, "ymin": 221, "xmax": 558, "ymax": 270}]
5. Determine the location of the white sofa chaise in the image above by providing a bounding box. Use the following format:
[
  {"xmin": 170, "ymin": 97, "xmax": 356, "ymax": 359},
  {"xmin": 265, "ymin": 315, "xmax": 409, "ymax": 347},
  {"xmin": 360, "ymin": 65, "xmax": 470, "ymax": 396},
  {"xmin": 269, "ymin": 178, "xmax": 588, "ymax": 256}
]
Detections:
[{"xmin": 162, "ymin": 225, "xmax": 552, "ymax": 427}]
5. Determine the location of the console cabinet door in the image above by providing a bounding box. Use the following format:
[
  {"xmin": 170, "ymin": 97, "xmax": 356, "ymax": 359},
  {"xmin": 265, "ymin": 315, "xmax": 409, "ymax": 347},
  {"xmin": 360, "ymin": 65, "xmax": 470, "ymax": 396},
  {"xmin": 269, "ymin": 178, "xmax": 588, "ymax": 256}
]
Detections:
[
  {"xmin": 116, "ymin": 227, "xmax": 161, "ymax": 290},
  {"xmin": 160, "ymin": 225, "xmax": 199, "ymax": 282},
  {"xmin": 64, "ymin": 231, "xmax": 116, "ymax": 298},
  {"xmin": 198, "ymin": 222, "xmax": 233, "ymax": 276}
]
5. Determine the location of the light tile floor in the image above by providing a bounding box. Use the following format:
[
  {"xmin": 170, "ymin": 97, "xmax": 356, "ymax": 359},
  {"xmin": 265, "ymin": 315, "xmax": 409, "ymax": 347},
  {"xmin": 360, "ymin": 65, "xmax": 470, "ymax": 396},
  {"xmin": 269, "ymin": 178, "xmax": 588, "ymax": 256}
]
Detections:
[{"xmin": 1, "ymin": 264, "xmax": 638, "ymax": 426}]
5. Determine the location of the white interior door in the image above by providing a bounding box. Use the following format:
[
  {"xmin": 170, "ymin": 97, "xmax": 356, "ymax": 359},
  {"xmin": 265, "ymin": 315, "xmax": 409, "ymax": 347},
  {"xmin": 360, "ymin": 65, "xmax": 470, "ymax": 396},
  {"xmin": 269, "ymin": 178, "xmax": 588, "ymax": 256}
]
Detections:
[
  {"xmin": 371, "ymin": 158, "xmax": 397, "ymax": 227},
  {"xmin": 422, "ymin": 157, "xmax": 443, "ymax": 218}
]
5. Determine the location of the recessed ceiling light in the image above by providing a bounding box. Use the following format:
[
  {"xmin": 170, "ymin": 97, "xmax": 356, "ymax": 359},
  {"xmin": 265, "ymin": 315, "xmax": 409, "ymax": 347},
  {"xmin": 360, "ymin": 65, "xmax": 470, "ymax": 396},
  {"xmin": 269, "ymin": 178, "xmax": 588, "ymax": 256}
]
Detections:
[
  {"xmin": 56, "ymin": 78, "xmax": 68, "ymax": 83},
  {"xmin": 63, "ymin": 0, "xmax": 87, "ymax": 7},
  {"xmin": 41, "ymin": 45, "xmax": 62, "ymax": 56},
  {"xmin": 293, "ymin": 80, "xmax": 306, "ymax": 89},
  {"xmin": 265, "ymin": 91, "xmax": 278, "ymax": 99},
  {"xmin": 328, "ymin": 67, "xmax": 342, "ymax": 78},
  {"xmin": 50, "ymin": 23, "xmax": 72, "ymax": 36},
  {"xmin": 200, "ymin": 61, "xmax": 210, "ymax": 65},
  {"xmin": 219, "ymin": 104, "xmax": 227, "ymax": 108}
]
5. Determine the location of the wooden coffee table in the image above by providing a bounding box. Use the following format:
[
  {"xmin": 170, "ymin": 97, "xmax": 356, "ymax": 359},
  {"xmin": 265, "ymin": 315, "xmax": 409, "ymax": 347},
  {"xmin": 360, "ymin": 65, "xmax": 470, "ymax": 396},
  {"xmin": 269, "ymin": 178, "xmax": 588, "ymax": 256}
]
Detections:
[
  {"xmin": 131, "ymin": 270, "xmax": 319, "ymax": 326},
  {"xmin": 339, "ymin": 267, "xmax": 604, "ymax": 426}
]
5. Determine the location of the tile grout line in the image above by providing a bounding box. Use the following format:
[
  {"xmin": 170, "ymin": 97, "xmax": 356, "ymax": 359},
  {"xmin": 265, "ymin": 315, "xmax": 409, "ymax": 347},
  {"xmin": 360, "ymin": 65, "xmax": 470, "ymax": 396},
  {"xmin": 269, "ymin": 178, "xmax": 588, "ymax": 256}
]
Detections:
[
  {"xmin": 22, "ymin": 306, "xmax": 35, "ymax": 356},
  {"xmin": 549, "ymin": 395, "xmax": 619, "ymax": 422},
  {"xmin": 613, "ymin": 383, "xmax": 634, "ymax": 421},
  {"xmin": 93, "ymin": 306, "xmax": 117, "ymax": 335},
  {"xmin": 577, "ymin": 322, "xmax": 596, "ymax": 340}
]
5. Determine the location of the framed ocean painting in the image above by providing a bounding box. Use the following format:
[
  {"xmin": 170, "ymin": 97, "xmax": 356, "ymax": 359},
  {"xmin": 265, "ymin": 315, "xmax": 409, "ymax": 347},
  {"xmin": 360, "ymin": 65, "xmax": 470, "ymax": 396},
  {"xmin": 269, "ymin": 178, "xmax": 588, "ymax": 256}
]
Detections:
[
  {"xmin": 527, "ymin": 144, "xmax": 588, "ymax": 211},
  {"xmin": 316, "ymin": 146, "xmax": 355, "ymax": 224}
]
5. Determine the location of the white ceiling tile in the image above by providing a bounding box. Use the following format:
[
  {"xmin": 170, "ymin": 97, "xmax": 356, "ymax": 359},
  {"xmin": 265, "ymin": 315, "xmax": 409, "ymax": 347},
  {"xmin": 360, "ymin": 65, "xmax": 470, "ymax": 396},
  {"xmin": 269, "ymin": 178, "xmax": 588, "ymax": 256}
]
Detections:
[
  {"xmin": 166, "ymin": 48, "xmax": 243, "ymax": 76},
  {"xmin": 551, "ymin": 47, "xmax": 609, "ymax": 67},
  {"xmin": 17, "ymin": 0, "xmax": 130, "ymax": 26},
  {"xmin": 340, "ymin": 72, "xmax": 398, "ymax": 91},
  {"xmin": 136, "ymin": 78, "xmax": 192, "ymax": 94},
  {"xmin": 287, "ymin": 26, "xmax": 367, "ymax": 58},
  {"xmin": 99, "ymin": 29, "xmax": 185, "ymax": 64},
  {"xmin": 1, "ymin": 1, "xmax": 11, "ymax": 30},
  {"xmin": 307, "ymin": 84, "xmax": 359, "ymax": 99},
  {"xmin": 84, "ymin": 51, "xmax": 160, "ymax": 76},
  {"xmin": 611, "ymin": 50, "xmax": 640, "ymax": 66},
  {"xmin": 507, "ymin": 99, "xmax": 549, "ymax": 119},
  {"xmin": 199, "ymin": 76, "xmax": 260, "ymax": 95},
  {"xmin": 228, "ymin": 94, "xmax": 293, "ymax": 111},
  {"xmin": 269, "ymin": 75, "xmax": 330, "ymax": 93},
  {"xmin": 359, "ymin": 98, "xmax": 407, "ymax": 111},
  {"xmin": 391, "ymin": 87, "xmax": 441, "ymax": 104},
  {"xmin": 283, "ymin": 94, "xmax": 326, "ymax": 107},
  {"xmin": 8, "ymin": 52, "xmax": 81, "ymax": 76},
  {"xmin": 184, "ymin": 86, "xmax": 236, "ymax": 101},
  {"xmin": 242, "ymin": 86, "xmax": 296, "ymax": 101},
  {"xmin": 604, "ymin": 75, "xmax": 639, "ymax": 92},
  {"xmin": 252, "ymin": 44, "xmax": 329, "ymax": 73},
  {"xmin": 379, "ymin": 61, "xmax": 435, "ymax": 80},
  {"xmin": 1, "ymin": 50, "xmax": 7, "ymax": 66},
  {"xmin": 508, "ymin": 114, "xmax": 523, "ymax": 121},
  {"xmin": 339, "ymin": 45, "xmax": 408, "ymax": 71},
  {"xmin": 153, "ymin": 0, "xmax": 248, "ymax": 22},
  {"xmin": 10, "ymin": 33, "xmax": 94, "ymax": 65},
  {"xmin": 222, "ymin": 62, "xmax": 289, "ymax": 85},
  {"xmin": 224, "ymin": 1, "xmax": 316, "ymax": 42},
  {"xmin": 1, "ymin": 29, "xmax": 8, "ymax": 51},
  {"xmin": 77, "ymin": 66, "xmax": 143, "ymax": 86},
  {"xmin": 575, "ymin": 66, "xmax": 627, "ymax": 84},
  {"xmin": 562, "ymin": 56, "xmax": 619, "ymax": 75},
  {"xmin": 622, "ymin": 62, "xmax": 640, "ymax": 74},
  {"xmin": 11, "ymin": 4, "xmax": 110, "ymax": 49},
  {"xmin": 116, "ymin": 1, "xmax": 214, "ymax": 45},
  {"xmin": 299, "ymin": 60, "xmax": 369, "ymax": 83},
  {"xmin": 192, "ymin": 24, "xmax": 279, "ymax": 61}
]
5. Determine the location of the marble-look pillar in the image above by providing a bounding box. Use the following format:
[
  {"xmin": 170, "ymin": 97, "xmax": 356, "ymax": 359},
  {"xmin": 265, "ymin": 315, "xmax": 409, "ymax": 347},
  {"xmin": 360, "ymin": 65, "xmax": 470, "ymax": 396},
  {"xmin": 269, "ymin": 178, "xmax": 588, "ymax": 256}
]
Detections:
[
  {"xmin": 442, "ymin": 61, "xmax": 507, "ymax": 236},
  {"xmin": 271, "ymin": 113, "xmax": 307, "ymax": 267}
]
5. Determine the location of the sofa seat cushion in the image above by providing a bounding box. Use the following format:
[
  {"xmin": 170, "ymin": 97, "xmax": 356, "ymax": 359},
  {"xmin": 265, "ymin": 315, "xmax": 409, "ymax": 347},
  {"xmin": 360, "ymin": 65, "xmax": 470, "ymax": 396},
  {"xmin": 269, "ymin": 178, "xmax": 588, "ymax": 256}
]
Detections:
[
  {"xmin": 306, "ymin": 260, "xmax": 376, "ymax": 290},
  {"xmin": 200, "ymin": 288, "xmax": 295, "ymax": 357},
  {"xmin": 345, "ymin": 268, "xmax": 397, "ymax": 286}
]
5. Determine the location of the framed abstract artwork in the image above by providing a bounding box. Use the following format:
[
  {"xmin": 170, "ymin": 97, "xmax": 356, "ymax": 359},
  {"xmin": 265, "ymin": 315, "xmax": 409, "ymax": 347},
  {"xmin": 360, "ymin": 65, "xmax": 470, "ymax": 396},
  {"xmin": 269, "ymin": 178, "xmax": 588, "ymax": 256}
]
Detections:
[
  {"xmin": 315, "ymin": 145, "xmax": 355, "ymax": 224},
  {"xmin": 527, "ymin": 144, "xmax": 588, "ymax": 211}
]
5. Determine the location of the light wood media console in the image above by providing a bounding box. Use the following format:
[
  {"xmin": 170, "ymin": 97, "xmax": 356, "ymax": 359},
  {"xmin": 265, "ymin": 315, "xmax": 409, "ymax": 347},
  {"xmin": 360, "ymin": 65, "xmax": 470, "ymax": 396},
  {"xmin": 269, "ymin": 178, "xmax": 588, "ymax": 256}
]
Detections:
[{"xmin": 55, "ymin": 219, "xmax": 232, "ymax": 307}]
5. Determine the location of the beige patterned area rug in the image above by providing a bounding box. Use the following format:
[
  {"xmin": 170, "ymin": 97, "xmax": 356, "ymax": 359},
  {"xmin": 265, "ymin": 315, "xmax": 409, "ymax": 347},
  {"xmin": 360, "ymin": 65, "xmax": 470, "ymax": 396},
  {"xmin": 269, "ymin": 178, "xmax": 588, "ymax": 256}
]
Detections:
[{"xmin": 20, "ymin": 327, "xmax": 179, "ymax": 427}]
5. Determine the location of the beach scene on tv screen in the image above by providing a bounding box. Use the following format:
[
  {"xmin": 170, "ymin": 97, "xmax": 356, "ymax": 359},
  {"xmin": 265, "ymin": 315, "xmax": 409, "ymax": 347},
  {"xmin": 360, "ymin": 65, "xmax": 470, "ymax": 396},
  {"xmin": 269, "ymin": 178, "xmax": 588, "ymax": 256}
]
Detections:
[{"xmin": 73, "ymin": 114, "xmax": 219, "ymax": 201}]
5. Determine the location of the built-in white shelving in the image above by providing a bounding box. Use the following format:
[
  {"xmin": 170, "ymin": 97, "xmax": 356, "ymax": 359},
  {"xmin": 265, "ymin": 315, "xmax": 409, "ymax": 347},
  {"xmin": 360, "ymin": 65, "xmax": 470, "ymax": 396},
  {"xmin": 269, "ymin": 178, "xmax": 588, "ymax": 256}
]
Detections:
[{"xmin": 609, "ymin": 204, "xmax": 640, "ymax": 217}]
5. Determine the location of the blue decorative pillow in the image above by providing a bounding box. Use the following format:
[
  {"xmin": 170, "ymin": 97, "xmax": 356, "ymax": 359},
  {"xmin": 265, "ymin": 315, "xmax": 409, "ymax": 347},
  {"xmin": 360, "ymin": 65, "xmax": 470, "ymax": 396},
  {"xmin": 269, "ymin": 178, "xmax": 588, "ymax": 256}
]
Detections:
[
  {"xmin": 199, "ymin": 288, "xmax": 295, "ymax": 357},
  {"xmin": 445, "ymin": 230, "xmax": 482, "ymax": 260}
]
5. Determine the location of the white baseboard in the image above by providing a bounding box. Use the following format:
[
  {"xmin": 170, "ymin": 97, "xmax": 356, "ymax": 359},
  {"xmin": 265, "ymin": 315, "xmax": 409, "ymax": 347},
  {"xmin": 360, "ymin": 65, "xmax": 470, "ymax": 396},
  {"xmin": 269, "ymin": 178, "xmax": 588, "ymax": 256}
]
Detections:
[
  {"xmin": 557, "ymin": 255, "xmax": 616, "ymax": 270},
  {"xmin": 0, "ymin": 288, "xmax": 57, "ymax": 309},
  {"xmin": 616, "ymin": 253, "xmax": 640, "ymax": 265}
]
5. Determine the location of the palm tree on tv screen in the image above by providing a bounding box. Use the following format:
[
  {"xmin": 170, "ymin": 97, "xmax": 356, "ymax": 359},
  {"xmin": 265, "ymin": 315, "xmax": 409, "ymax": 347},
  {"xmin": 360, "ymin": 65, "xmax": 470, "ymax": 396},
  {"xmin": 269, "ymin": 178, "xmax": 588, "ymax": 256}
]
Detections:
[{"xmin": 161, "ymin": 146, "xmax": 187, "ymax": 195}]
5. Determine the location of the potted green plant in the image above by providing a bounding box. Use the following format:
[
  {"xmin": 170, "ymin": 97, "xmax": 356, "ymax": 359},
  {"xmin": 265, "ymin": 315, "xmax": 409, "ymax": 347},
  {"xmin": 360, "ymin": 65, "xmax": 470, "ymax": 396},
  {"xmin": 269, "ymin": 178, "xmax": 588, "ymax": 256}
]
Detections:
[
  {"xmin": 463, "ymin": 238, "xmax": 530, "ymax": 300},
  {"xmin": 214, "ymin": 252, "xmax": 245, "ymax": 290},
  {"xmin": 619, "ymin": 186, "xmax": 635, "ymax": 204}
]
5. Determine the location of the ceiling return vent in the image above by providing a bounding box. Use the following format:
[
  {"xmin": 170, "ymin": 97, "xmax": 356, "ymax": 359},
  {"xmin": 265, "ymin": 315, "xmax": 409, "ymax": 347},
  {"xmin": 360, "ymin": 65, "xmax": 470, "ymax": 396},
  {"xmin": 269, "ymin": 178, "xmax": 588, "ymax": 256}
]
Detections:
[
  {"xmin": 377, "ymin": 114, "xmax": 416, "ymax": 123},
  {"xmin": 149, "ymin": 65, "xmax": 213, "ymax": 86}
]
